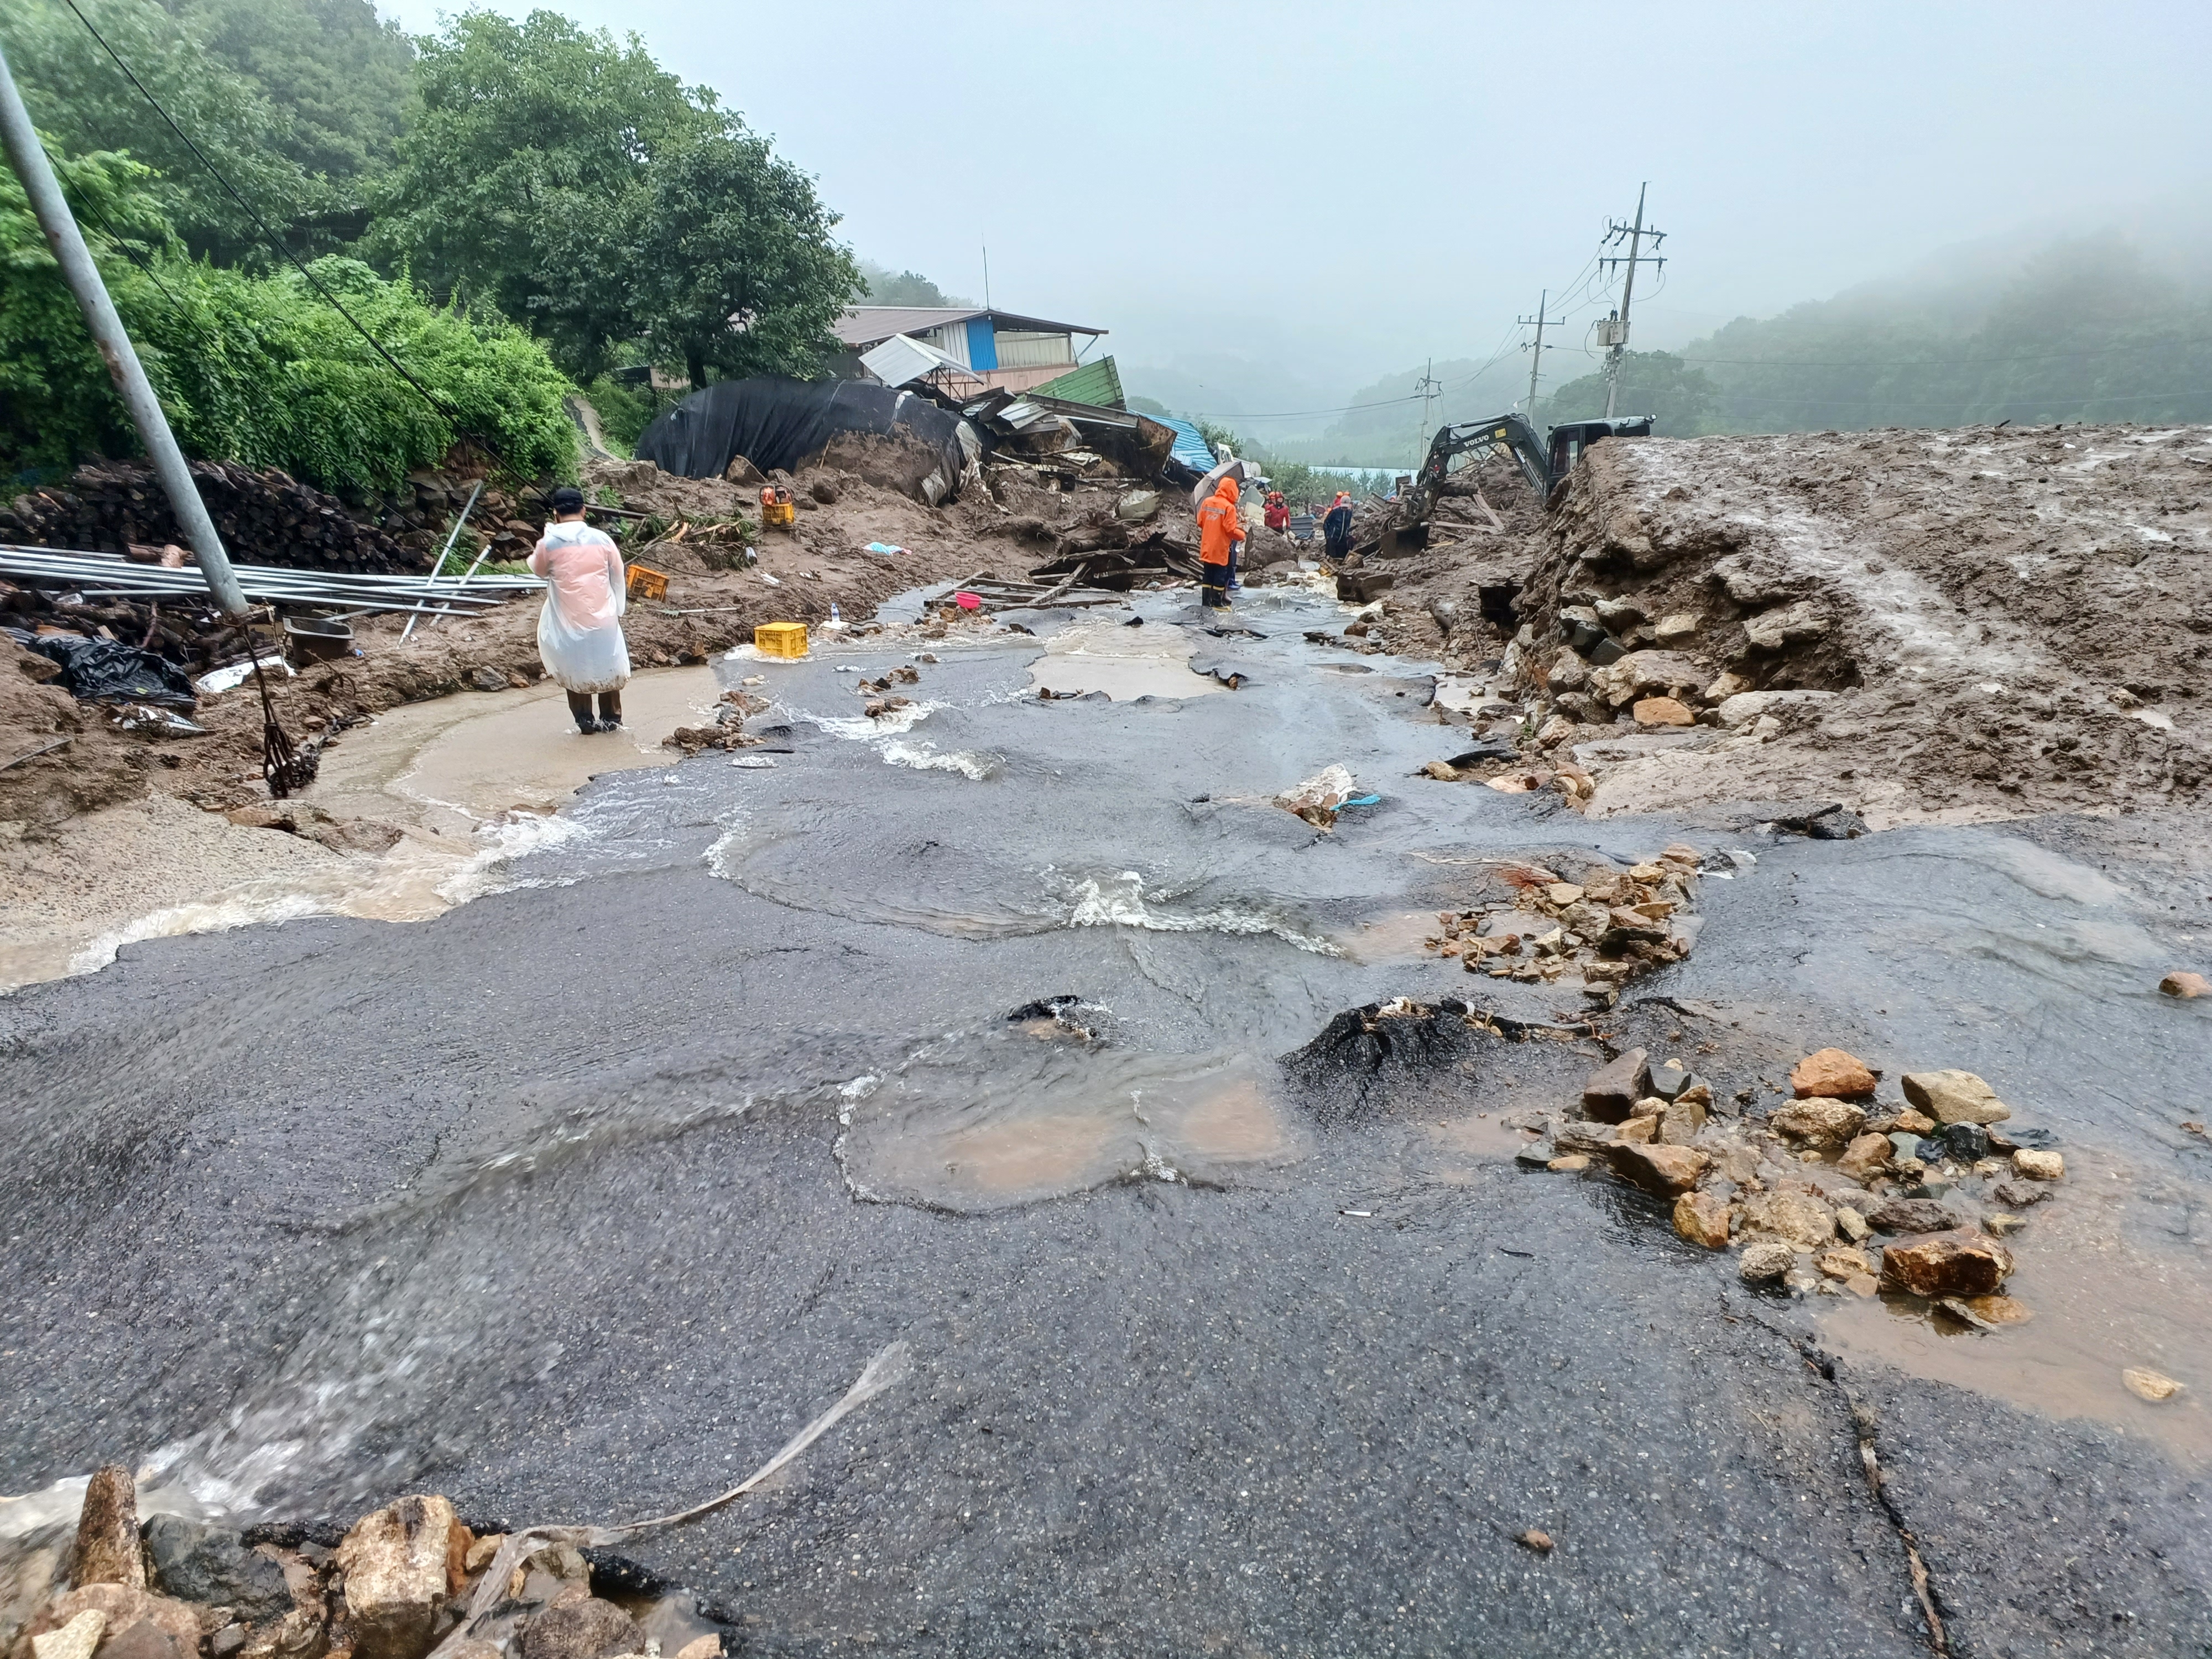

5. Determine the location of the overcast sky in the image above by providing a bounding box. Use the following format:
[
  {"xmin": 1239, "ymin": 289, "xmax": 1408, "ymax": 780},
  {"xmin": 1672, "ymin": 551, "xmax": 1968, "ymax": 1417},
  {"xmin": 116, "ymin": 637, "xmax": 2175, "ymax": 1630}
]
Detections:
[{"xmin": 380, "ymin": 0, "xmax": 2211, "ymax": 413}]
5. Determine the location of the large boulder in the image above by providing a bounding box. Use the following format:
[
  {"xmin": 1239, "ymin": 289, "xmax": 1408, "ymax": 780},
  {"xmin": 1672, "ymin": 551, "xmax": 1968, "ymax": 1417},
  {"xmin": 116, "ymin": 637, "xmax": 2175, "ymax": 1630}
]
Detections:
[
  {"xmin": 1788, "ymin": 1048, "xmax": 1876, "ymax": 1098},
  {"xmin": 143, "ymin": 1517, "xmax": 293, "ymax": 1622},
  {"xmin": 1880, "ymin": 1230, "xmax": 2013, "ymax": 1298},
  {"xmin": 1900, "ymin": 1070, "xmax": 2011, "ymax": 1125},
  {"xmin": 1587, "ymin": 650, "xmax": 1704, "ymax": 709},
  {"xmin": 1605, "ymin": 1142, "xmax": 1709, "ymax": 1197},
  {"xmin": 1580, "ymin": 1047, "xmax": 1650, "ymax": 1124},
  {"xmin": 1768, "ymin": 1098, "xmax": 1867, "ymax": 1147},
  {"xmin": 334, "ymin": 1497, "xmax": 463, "ymax": 1659},
  {"xmin": 68, "ymin": 1468, "xmax": 143, "ymax": 1590}
]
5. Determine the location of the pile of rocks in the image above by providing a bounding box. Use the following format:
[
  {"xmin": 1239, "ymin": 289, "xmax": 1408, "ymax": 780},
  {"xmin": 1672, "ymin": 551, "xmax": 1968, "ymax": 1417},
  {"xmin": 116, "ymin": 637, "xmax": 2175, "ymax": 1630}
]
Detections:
[
  {"xmin": 1516, "ymin": 1044, "xmax": 2069, "ymax": 1323},
  {"xmin": 1421, "ymin": 843, "xmax": 1701, "ymax": 1006},
  {"xmin": 7, "ymin": 1473, "xmax": 720, "ymax": 1659}
]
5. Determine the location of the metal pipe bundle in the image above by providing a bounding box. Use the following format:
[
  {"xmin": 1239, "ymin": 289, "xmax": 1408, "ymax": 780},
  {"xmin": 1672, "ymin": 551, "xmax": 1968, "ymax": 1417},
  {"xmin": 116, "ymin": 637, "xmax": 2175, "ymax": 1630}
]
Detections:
[{"xmin": 0, "ymin": 544, "xmax": 544, "ymax": 615}]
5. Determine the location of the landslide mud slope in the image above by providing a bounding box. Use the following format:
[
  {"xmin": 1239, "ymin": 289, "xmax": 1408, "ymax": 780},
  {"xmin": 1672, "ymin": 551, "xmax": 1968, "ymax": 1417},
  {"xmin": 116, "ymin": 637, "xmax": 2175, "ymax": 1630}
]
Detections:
[{"xmin": 1514, "ymin": 424, "xmax": 2211, "ymax": 826}]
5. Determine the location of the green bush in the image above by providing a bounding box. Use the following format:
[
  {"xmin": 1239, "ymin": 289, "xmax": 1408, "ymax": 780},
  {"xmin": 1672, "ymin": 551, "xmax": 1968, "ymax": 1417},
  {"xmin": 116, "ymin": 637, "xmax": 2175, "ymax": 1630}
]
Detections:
[{"xmin": 3, "ymin": 147, "xmax": 577, "ymax": 494}]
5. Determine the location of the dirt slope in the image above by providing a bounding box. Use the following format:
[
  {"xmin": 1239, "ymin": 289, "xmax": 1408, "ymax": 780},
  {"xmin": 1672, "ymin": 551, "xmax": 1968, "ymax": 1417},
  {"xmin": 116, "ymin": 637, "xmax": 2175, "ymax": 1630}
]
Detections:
[{"xmin": 1507, "ymin": 424, "xmax": 2211, "ymax": 826}]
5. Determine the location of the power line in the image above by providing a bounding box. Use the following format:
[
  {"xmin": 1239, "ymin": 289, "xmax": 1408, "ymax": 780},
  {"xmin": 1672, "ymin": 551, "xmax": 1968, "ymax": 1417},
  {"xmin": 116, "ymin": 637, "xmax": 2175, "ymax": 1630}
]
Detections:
[{"xmin": 1677, "ymin": 340, "xmax": 2212, "ymax": 368}]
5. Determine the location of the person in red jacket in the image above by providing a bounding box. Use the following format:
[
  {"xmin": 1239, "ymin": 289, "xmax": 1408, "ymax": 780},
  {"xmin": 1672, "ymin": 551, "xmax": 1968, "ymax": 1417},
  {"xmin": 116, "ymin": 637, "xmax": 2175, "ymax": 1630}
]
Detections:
[
  {"xmin": 1197, "ymin": 476, "xmax": 1244, "ymax": 609},
  {"xmin": 1263, "ymin": 488, "xmax": 1290, "ymax": 534}
]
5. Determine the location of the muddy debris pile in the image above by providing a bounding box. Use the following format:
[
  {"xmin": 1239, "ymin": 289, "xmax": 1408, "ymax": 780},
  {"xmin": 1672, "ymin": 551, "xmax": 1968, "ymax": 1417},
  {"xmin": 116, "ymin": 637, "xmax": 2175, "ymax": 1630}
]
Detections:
[
  {"xmin": 1503, "ymin": 423, "xmax": 2212, "ymax": 825},
  {"xmin": 1420, "ymin": 842, "xmax": 1703, "ymax": 1006},
  {"xmin": 4, "ymin": 1475, "xmax": 726, "ymax": 1659},
  {"xmin": 1520, "ymin": 1039, "xmax": 2088, "ymax": 1327}
]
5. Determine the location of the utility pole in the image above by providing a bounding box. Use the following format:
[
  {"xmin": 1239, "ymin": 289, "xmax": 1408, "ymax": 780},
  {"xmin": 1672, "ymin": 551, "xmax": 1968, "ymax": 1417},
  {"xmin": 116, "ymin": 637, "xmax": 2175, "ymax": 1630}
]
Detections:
[
  {"xmin": 1517, "ymin": 289, "xmax": 1568, "ymax": 415},
  {"xmin": 1598, "ymin": 182, "xmax": 1667, "ymax": 420},
  {"xmin": 0, "ymin": 41, "xmax": 247, "ymax": 616},
  {"xmin": 1412, "ymin": 357, "xmax": 1442, "ymax": 467}
]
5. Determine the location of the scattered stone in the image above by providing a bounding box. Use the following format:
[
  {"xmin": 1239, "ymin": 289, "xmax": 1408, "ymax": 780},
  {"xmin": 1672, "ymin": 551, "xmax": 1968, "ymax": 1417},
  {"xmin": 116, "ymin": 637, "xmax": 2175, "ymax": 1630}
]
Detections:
[
  {"xmin": 1652, "ymin": 612, "xmax": 1699, "ymax": 644},
  {"xmin": 2158, "ymin": 971, "xmax": 2209, "ymax": 999},
  {"xmin": 1817, "ymin": 1247, "xmax": 1871, "ymax": 1280},
  {"xmin": 1581, "ymin": 1047, "xmax": 1650, "ymax": 1123},
  {"xmin": 673, "ymin": 1639, "xmax": 722, "ymax": 1659},
  {"xmin": 2121, "ymin": 1367, "xmax": 2183, "ymax": 1403},
  {"xmin": 1606, "ymin": 1142, "xmax": 1710, "ymax": 1197},
  {"xmin": 2011, "ymin": 1148, "xmax": 2064, "ymax": 1181},
  {"xmin": 519, "ymin": 1599, "xmax": 640, "ymax": 1659},
  {"xmin": 1770, "ymin": 1098, "xmax": 1867, "ymax": 1147},
  {"xmin": 1837, "ymin": 1133, "xmax": 1891, "ymax": 1182},
  {"xmin": 1627, "ymin": 1095, "xmax": 1666, "ymax": 1119},
  {"xmin": 1934, "ymin": 1298, "xmax": 2001, "ymax": 1331},
  {"xmin": 1672, "ymin": 1192, "xmax": 1731, "ymax": 1249},
  {"xmin": 210, "ymin": 1628, "xmax": 248, "ymax": 1659},
  {"xmin": 1738, "ymin": 1240, "xmax": 1795, "ymax": 1282},
  {"xmin": 1880, "ymin": 1229, "xmax": 2013, "ymax": 1298},
  {"xmin": 1657, "ymin": 1097, "xmax": 1707, "ymax": 1145},
  {"xmin": 1632, "ymin": 696, "xmax": 1695, "ymax": 728},
  {"xmin": 143, "ymin": 1517, "xmax": 293, "ymax": 1621},
  {"xmin": 1420, "ymin": 760, "xmax": 1463, "ymax": 781},
  {"xmin": 1900, "ymin": 1070, "xmax": 2011, "ymax": 1125},
  {"xmin": 1891, "ymin": 1107, "xmax": 1936, "ymax": 1135},
  {"xmin": 1959, "ymin": 1294, "xmax": 2032, "ymax": 1326},
  {"xmin": 68, "ymin": 1466, "xmax": 144, "ymax": 1589},
  {"xmin": 1845, "ymin": 1273, "xmax": 1879, "ymax": 1298},
  {"xmin": 1942, "ymin": 1122, "xmax": 1991, "ymax": 1162},
  {"xmin": 1615, "ymin": 1117, "xmax": 1658, "ymax": 1145},
  {"xmin": 102, "ymin": 1620, "xmax": 185, "ymax": 1659},
  {"xmin": 1547, "ymin": 1154, "xmax": 1591, "ymax": 1172},
  {"xmin": 1867, "ymin": 1197, "xmax": 1958, "ymax": 1233},
  {"xmin": 335, "ymin": 1496, "xmax": 462, "ymax": 1659},
  {"xmin": 27, "ymin": 1588, "xmax": 202, "ymax": 1659},
  {"xmin": 1834, "ymin": 1205, "xmax": 1870, "ymax": 1242},
  {"xmin": 463, "ymin": 1534, "xmax": 505, "ymax": 1575},
  {"xmin": 1515, "ymin": 1142, "xmax": 1555, "ymax": 1169},
  {"xmin": 1647, "ymin": 1065, "xmax": 1689, "ymax": 1100},
  {"xmin": 1887, "ymin": 1132, "xmax": 1924, "ymax": 1162},
  {"xmin": 32, "ymin": 1611, "xmax": 105, "ymax": 1659},
  {"xmin": 236, "ymin": 1609, "xmax": 325, "ymax": 1659},
  {"xmin": 1789, "ymin": 1048, "xmax": 1877, "ymax": 1099},
  {"xmin": 1984, "ymin": 1213, "xmax": 2026, "ymax": 1237},
  {"xmin": 1552, "ymin": 1123, "xmax": 1616, "ymax": 1156},
  {"xmin": 1515, "ymin": 1528, "xmax": 1554, "ymax": 1553},
  {"xmin": 1739, "ymin": 1190, "xmax": 1835, "ymax": 1250},
  {"xmin": 1992, "ymin": 1179, "xmax": 2050, "ymax": 1209}
]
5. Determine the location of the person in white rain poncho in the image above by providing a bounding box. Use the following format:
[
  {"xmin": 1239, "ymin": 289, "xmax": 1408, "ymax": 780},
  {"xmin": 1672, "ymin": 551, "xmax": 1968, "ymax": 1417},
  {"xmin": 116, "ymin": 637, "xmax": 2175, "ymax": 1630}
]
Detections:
[{"xmin": 528, "ymin": 486, "xmax": 630, "ymax": 732}]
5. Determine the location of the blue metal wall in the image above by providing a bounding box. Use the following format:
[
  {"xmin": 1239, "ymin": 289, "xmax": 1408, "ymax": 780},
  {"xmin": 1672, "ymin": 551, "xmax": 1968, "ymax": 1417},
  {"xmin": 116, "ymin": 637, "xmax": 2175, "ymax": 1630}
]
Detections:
[{"xmin": 964, "ymin": 316, "xmax": 999, "ymax": 372}]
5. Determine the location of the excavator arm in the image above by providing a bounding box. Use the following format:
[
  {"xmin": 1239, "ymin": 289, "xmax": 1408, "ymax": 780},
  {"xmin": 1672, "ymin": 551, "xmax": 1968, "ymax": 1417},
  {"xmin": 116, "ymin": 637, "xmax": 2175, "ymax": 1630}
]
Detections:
[{"xmin": 1407, "ymin": 414, "xmax": 1553, "ymax": 522}]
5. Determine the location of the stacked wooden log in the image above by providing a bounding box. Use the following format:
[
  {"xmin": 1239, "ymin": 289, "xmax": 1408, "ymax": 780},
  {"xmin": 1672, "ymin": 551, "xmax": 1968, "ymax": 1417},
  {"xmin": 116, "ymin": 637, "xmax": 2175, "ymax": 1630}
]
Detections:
[{"xmin": 1, "ymin": 461, "xmax": 427, "ymax": 575}]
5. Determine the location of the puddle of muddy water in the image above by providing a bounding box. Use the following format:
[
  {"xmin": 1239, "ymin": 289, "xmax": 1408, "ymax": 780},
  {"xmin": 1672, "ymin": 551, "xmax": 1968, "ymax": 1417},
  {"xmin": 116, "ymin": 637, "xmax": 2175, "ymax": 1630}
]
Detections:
[
  {"xmin": 1025, "ymin": 616, "xmax": 1224, "ymax": 701},
  {"xmin": 838, "ymin": 1023, "xmax": 1299, "ymax": 1211},
  {"xmin": 1818, "ymin": 1148, "xmax": 2212, "ymax": 1462},
  {"xmin": 1, "ymin": 667, "xmax": 722, "ymax": 990}
]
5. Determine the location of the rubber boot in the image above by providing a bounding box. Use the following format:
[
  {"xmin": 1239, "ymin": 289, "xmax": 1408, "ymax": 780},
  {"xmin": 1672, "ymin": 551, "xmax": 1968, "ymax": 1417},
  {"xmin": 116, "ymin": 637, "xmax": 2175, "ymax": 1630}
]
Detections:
[
  {"xmin": 596, "ymin": 691, "xmax": 623, "ymax": 730},
  {"xmin": 567, "ymin": 691, "xmax": 596, "ymax": 733}
]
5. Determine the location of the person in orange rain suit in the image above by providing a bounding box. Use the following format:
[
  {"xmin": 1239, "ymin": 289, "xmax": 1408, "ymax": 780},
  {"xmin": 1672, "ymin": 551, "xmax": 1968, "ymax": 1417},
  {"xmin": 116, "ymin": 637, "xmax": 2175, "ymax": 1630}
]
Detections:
[{"xmin": 1197, "ymin": 475, "xmax": 1245, "ymax": 609}]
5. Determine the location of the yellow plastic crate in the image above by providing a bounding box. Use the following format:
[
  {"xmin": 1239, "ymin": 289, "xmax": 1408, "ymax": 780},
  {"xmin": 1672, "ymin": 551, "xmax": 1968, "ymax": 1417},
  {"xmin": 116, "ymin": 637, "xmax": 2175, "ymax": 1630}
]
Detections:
[
  {"xmin": 755, "ymin": 620, "xmax": 809, "ymax": 659},
  {"xmin": 625, "ymin": 562, "xmax": 669, "ymax": 601}
]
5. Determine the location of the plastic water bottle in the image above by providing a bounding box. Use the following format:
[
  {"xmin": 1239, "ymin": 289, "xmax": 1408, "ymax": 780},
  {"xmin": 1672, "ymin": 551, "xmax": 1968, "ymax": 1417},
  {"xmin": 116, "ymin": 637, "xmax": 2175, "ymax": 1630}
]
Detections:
[{"xmin": 831, "ymin": 602, "xmax": 842, "ymax": 623}]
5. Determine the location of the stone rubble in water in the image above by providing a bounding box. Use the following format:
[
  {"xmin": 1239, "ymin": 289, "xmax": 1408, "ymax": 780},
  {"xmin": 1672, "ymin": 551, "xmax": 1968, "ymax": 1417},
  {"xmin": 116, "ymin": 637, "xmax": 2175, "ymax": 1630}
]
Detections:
[
  {"xmin": 1788, "ymin": 1047, "xmax": 1877, "ymax": 1099},
  {"xmin": 15, "ymin": 1477, "xmax": 732, "ymax": 1659},
  {"xmin": 1901, "ymin": 1069, "xmax": 2012, "ymax": 1125},
  {"xmin": 2122, "ymin": 1367, "xmax": 2184, "ymax": 1403}
]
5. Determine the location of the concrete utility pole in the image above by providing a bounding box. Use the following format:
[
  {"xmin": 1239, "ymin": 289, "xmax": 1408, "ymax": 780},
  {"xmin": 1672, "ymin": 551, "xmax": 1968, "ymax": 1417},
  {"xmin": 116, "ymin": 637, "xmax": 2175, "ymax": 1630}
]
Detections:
[
  {"xmin": 1412, "ymin": 358, "xmax": 1442, "ymax": 467},
  {"xmin": 1518, "ymin": 289, "xmax": 1568, "ymax": 414},
  {"xmin": 0, "ymin": 43, "xmax": 249, "ymax": 614},
  {"xmin": 1598, "ymin": 182, "xmax": 1667, "ymax": 421}
]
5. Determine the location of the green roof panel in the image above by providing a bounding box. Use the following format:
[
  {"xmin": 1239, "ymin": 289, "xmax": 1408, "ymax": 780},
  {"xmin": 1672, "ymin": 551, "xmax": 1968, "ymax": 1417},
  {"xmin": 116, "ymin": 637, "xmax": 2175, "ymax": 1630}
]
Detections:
[{"xmin": 1030, "ymin": 356, "xmax": 1124, "ymax": 410}]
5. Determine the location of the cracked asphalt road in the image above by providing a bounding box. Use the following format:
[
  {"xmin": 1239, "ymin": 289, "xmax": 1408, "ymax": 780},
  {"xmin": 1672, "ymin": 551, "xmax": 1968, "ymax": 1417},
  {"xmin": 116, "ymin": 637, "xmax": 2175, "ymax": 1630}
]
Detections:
[{"xmin": 4, "ymin": 589, "xmax": 2207, "ymax": 1655}]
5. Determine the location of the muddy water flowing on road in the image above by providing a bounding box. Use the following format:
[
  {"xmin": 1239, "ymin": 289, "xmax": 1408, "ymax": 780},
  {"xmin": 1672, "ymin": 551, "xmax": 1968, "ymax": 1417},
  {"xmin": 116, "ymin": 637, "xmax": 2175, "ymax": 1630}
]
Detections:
[{"xmin": 3, "ymin": 581, "xmax": 2209, "ymax": 1625}]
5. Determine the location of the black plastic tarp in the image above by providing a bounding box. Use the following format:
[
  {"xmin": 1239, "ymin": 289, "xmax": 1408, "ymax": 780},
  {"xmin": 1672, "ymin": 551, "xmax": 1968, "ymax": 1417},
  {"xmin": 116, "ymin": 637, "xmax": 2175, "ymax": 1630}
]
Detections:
[
  {"xmin": 8, "ymin": 627, "xmax": 198, "ymax": 709},
  {"xmin": 635, "ymin": 377, "xmax": 969, "ymax": 501}
]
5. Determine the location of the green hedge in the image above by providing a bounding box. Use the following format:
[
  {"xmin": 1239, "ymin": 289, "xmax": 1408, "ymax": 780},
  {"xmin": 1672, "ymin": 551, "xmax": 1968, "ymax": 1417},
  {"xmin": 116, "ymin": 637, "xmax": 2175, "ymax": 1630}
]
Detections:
[{"xmin": 4, "ymin": 148, "xmax": 577, "ymax": 494}]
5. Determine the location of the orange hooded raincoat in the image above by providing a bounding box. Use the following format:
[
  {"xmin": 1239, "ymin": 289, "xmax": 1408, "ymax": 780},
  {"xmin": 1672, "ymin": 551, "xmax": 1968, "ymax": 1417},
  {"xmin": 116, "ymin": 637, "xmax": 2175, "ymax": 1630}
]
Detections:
[{"xmin": 1197, "ymin": 476, "xmax": 1245, "ymax": 567}]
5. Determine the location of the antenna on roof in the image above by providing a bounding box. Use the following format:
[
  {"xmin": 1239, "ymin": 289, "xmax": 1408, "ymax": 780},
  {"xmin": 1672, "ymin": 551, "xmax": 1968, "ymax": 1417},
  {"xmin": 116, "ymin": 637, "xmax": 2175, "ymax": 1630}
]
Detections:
[{"xmin": 982, "ymin": 243, "xmax": 992, "ymax": 310}]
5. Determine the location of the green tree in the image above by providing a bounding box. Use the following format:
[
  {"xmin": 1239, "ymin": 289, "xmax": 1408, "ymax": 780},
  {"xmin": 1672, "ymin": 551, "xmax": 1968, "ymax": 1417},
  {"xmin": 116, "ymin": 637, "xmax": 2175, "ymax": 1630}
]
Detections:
[
  {"xmin": 621, "ymin": 126, "xmax": 862, "ymax": 388},
  {"xmin": 859, "ymin": 261, "xmax": 964, "ymax": 307},
  {"xmin": 1537, "ymin": 351, "xmax": 1719, "ymax": 435},
  {"xmin": 371, "ymin": 9, "xmax": 858, "ymax": 385},
  {"xmin": 0, "ymin": 0, "xmax": 321, "ymax": 262}
]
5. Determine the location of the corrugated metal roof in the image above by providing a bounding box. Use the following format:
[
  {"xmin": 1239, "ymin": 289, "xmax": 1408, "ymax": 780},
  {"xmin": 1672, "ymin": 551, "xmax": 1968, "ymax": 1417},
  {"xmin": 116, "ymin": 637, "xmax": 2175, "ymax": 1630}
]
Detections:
[
  {"xmin": 833, "ymin": 306, "xmax": 1109, "ymax": 348},
  {"xmin": 858, "ymin": 332, "xmax": 975, "ymax": 388},
  {"xmin": 1151, "ymin": 414, "xmax": 1216, "ymax": 474},
  {"xmin": 1029, "ymin": 356, "xmax": 1124, "ymax": 409}
]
